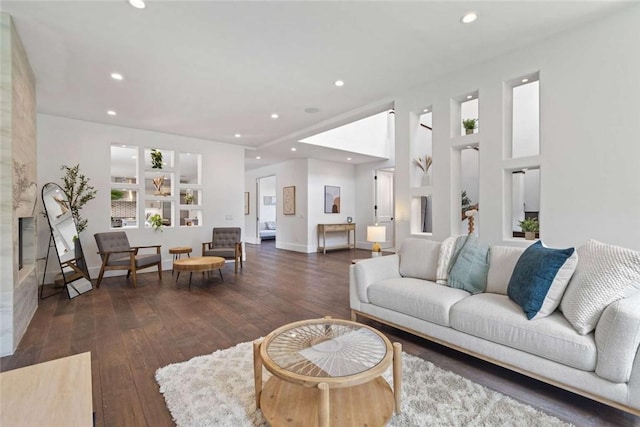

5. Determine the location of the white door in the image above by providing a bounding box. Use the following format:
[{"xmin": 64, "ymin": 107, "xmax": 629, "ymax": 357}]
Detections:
[{"xmin": 375, "ymin": 169, "xmax": 394, "ymax": 250}]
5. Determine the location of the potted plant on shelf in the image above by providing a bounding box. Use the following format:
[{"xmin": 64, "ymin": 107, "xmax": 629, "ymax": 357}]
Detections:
[
  {"xmin": 184, "ymin": 189, "xmax": 194, "ymax": 205},
  {"xmin": 462, "ymin": 118, "xmax": 478, "ymax": 135},
  {"xmin": 150, "ymin": 149, "xmax": 163, "ymax": 169},
  {"xmin": 148, "ymin": 213, "xmax": 163, "ymax": 232},
  {"xmin": 414, "ymin": 155, "xmax": 433, "ymax": 186},
  {"xmin": 519, "ymin": 217, "xmax": 539, "ymax": 240}
]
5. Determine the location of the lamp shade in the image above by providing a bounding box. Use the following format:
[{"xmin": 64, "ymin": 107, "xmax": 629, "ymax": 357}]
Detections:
[{"xmin": 367, "ymin": 225, "xmax": 386, "ymax": 243}]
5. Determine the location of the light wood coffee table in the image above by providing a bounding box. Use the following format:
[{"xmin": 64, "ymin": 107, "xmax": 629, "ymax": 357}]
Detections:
[
  {"xmin": 254, "ymin": 317, "xmax": 402, "ymax": 427},
  {"xmin": 173, "ymin": 256, "xmax": 225, "ymax": 289}
]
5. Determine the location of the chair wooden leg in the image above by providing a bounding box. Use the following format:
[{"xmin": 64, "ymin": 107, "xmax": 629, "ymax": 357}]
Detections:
[
  {"xmin": 131, "ymin": 269, "xmax": 138, "ymax": 288},
  {"xmin": 96, "ymin": 264, "xmax": 106, "ymax": 288},
  {"xmin": 157, "ymin": 262, "xmax": 162, "ymax": 280}
]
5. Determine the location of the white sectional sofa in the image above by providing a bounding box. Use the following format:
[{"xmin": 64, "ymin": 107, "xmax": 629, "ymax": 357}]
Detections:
[{"xmin": 350, "ymin": 238, "xmax": 640, "ymax": 415}]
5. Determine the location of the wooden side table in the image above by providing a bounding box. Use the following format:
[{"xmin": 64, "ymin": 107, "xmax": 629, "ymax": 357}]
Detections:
[{"xmin": 169, "ymin": 246, "xmax": 192, "ymax": 275}]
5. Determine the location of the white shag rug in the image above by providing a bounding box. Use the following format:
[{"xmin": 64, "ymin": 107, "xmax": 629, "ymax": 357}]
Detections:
[{"xmin": 156, "ymin": 340, "xmax": 573, "ymax": 427}]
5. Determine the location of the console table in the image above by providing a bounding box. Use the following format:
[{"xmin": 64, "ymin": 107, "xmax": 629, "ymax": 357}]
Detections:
[
  {"xmin": 0, "ymin": 352, "xmax": 93, "ymax": 426},
  {"xmin": 317, "ymin": 223, "xmax": 356, "ymax": 254}
]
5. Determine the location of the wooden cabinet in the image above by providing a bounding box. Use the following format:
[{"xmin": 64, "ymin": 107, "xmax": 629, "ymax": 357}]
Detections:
[{"xmin": 317, "ymin": 223, "xmax": 356, "ymax": 254}]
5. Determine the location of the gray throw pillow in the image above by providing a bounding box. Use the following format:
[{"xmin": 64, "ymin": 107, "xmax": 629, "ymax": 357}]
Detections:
[{"xmin": 447, "ymin": 234, "xmax": 490, "ymax": 294}]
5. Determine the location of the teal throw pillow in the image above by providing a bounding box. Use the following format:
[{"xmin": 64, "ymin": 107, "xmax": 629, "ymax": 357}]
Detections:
[
  {"xmin": 447, "ymin": 235, "xmax": 490, "ymax": 294},
  {"xmin": 507, "ymin": 241, "xmax": 578, "ymax": 320}
]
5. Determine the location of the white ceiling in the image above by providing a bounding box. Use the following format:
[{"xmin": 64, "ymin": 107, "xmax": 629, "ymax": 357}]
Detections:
[{"xmin": 2, "ymin": 0, "xmax": 632, "ymax": 170}]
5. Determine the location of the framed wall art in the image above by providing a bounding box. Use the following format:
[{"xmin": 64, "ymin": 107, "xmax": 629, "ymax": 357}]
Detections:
[
  {"xmin": 324, "ymin": 185, "xmax": 340, "ymax": 213},
  {"xmin": 283, "ymin": 186, "xmax": 295, "ymax": 215},
  {"xmin": 244, "ymin": 192, "xmax": 250, "ymax": 215}
]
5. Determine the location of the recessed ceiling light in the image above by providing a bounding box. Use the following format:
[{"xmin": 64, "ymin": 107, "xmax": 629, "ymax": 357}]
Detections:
[
  {"xmin": 334, "ymin": 80, "xmax": 345, "ymax": 87},
  {"xmin": 271, "ymin": 113, "xmax": 279, "ymax": 119},
  {"xmin": 291, "ymin": 147, "xmax": 297, "ymax": 152},
  {"xmin": 234, "ymin": 133, "xmax": 241, "ymax": 138},
  {"xmin": 347, "ymin": 157, "xmax": 352, "ymax": 161},
  {"xmin": 111, "ymin": 72, "xmax": 123, "ymax": 80},
  {"xmin": 466, "ymin": 145, "xmax": 473, "ymax": 149},
  {"xmin": 131, "ymin": 156, "xmax": 137, "ymax": 159},
  {"xmin": 304, "ymin": 107, "xmax": 320, "ymax": 114},
  {"xmin": 521, "ymin": 78, "xmax": 529, "ymax": 83},
  {"xmin": 466, "ymin": 95, "xmax": 473, "ymax": 99},
  {"xmin": 423, "ymin": 108, "xmax": 429, "ymax": 113},
  {"xmin": 107, "ymin": 110, "xmax": 117, "ymax": 116},
  {"xmin": 256, "ymin": 156, "xmax": 261, "ymax": 160},
  {"xmin": 128, "ymin": 0, "xmax": 146, "ymax": 9},
  {"xmin": 461, "ymin": 12, "xmax": 477, "ymax": 24}
]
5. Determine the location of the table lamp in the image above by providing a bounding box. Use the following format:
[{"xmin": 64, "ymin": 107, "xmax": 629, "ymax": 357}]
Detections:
[{"xmin": 367, "ymin": 225, "xmax": 386, "ymax": 257}]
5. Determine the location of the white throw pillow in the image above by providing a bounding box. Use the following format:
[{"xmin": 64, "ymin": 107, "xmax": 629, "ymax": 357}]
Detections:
[
  {"xmin": 486, "ymin": 246, "xmax": 526, "ymax": 295},
  {"xmin": 560, "ymin": 239, "xmax": 640, "ymax": 335},
  {"xmin": 399, "ymin": 238, "xmax": 441, "ymax": 282},
  {"xmin": 436, "ymin": 236, "xmax": 458, "ymax": 285}
]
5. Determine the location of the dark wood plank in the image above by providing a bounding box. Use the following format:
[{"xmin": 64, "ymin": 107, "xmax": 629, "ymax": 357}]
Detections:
[{"xmin": 1, "ymin": 240, "xmax": 639, "ymax": 426}]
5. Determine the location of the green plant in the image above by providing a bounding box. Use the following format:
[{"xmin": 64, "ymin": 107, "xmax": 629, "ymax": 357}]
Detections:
[
  {"xmin": 184, "ymin": 189, "xmax": 194, "ymax": 204},
  {"xmin": 462, "ymin": 118, "xmax": 478, "ymax": 130},
  {"xmin": 519, "ymin": 217, "xmax": 539, "ymax": 232},
  {"xmin": 149, "ymin": 214, "xmax": 163, "ymax": 231},
  {"xmin": 150, "ymin": 149, "xmax": 163, "ymax": 169},
  {"xmin": 461, "ymin": 190, "xmax": 472, "ymax": 212},
  {"xmin": 111, "ymin": 189, "xmax": 125, "ymax": 200},
  {"xmin": 60, "ymin": 164, "xmax": 97, "ymax": 233}
]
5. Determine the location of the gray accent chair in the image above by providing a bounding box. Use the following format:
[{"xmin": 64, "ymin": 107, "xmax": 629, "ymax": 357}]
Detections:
[
  {"xmin": 201, "ymin": 227, "xmax": 243, "ymax": 273},
  {"xmin": 94, "ymin": 231, "xmax": 162, "ymax": 288}
]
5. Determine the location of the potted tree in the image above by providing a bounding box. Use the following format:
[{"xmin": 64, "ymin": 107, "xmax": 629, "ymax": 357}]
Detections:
[
  {"xmin": 60, "ymin": 164, "xmax": 97, "ymax": 234},
  {"xmin": 462, "ymin": 118, "xmax": 478, "ymax": 135},
  {"xmin": 519, "ymin": 217, "xmax": 539, "ymax": 240}
]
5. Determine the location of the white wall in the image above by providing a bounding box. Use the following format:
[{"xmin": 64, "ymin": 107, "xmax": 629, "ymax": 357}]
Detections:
[
  {"xmin": 393, "ymin": 5, "xmax": 640, "ymax": 250},
  {"xmin": 259, "ymin": 175, "xmax": 276, "ymax": 223},
  {"xmin": 37, "ymin": 114, "xmax": 245, "ymax": 278},
  {"xmin": 307, "ymin": 159, "xmax": 356, "ymax": 250}
]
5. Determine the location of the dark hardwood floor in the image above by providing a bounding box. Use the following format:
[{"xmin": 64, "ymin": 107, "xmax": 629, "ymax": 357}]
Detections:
[{"xmin": 2, "ymin": 240, "xmax": 638, "ymax": 426}]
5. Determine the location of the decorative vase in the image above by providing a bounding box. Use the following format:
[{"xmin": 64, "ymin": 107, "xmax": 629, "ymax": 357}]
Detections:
[
  {"xmin": 152, "ymin": 176, "xmax": 164, "ymax": 195},
  {"xmin": 465, "ymin": 128, "xmax": 474, "ymax": 135},
  {"xmin": 421, "ymin": 174, "xmax": 431, "ymax": 187},
  {"xmin": 524, "ymin": 231, "xmax": 536, "ymax": 240}
]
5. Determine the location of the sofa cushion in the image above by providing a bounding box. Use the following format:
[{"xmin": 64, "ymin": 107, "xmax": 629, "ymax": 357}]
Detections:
[
  {"xmin": 486, "ymin": 246, "xmax": 526, "ymax": 295},
  {"xmin": 507, "ymin": 241, "xmax": 578, "ymax": 320},
  {"xmin": 447, "ymin": 234, "xmax": 490, "ymax": 294},
  {"xmin": 398, "ymin": 239, "xmax": 441, "ymax": 281},
  {"xmin": 368, "ymin": 278, "xmax": 469, "ymax": 327},
  {"xmin": 265, "ymin": 221, "xmax": 276, "ymax": 230},
  {"xmin": 595, "ymin": 293, "xmax": 640, "ymax": 383},
  {"xmin": 561, "ymin": 239, "xmax": 640, "ymax": 335},
  {"xmin": 450, "ymin": 293, "xmax": 596, "ymax": 371},
  {"xmin": 436, "ymin": 236, "xmax": 458, "ymax": 285}
]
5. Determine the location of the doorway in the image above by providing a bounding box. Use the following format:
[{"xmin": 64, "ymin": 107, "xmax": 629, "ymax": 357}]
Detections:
[
  {"xmin": 257, "ymin": 175, "xmax": 276, "ymax": 243},
  {"xmin": 375, "ymin": 168, "xmax": 395, "ymax": 250}
]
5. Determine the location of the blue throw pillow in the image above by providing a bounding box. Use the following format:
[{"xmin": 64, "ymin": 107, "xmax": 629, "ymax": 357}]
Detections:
[
  {"xmin": 447, "ymin": 234, "xmax": 490, "ymax": 294},
  {"xmin": 507, "ymin": 241, "xmax": 578, "ymax": 320}
]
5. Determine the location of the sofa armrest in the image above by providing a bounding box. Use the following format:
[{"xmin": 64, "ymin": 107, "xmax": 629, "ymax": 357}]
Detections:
[
  {"xmin": 350, "ymin": 254, "xmax": 401, "ymax": 304},
  {"xmin": 595, "ymin": 293, "xmax": 640, "ymax": 383}
]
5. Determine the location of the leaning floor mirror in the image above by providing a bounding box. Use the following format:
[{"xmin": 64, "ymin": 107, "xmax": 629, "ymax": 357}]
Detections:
[{"xmin": 41, "ymin": 182, "xmax": 93, "ymax": 299}]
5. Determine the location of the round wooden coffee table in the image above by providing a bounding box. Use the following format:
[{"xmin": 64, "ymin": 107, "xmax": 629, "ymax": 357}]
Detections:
[
  {"xmin": 253, "ymin": 318, "xmax": 402, "ymax": 427},
  {"xmin": 173, "ymin": 256, "xmax": 225, "ymax": 289}
]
